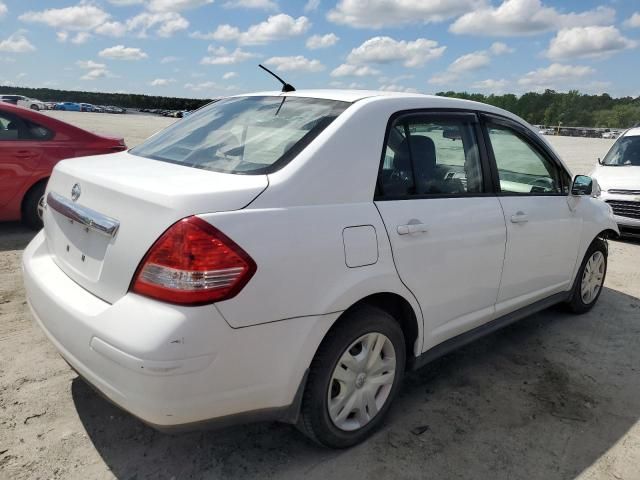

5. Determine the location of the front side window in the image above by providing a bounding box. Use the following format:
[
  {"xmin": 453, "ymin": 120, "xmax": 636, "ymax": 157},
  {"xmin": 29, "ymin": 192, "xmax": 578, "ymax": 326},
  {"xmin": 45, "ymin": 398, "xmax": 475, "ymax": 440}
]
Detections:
[
  {"xmin": 378, "ymin": 115, "xmax": 484, "ymax": 197},
  {"xmin": 601, "ymin": 135, "xmax": 640, "ymax": 166},
  {"xmin": 131, "ymin": 96, "xmax": 350, "ymax": 174},
  {"xmin": 488, "ymin": 124, "xmax": 563, "ymax": 195}
]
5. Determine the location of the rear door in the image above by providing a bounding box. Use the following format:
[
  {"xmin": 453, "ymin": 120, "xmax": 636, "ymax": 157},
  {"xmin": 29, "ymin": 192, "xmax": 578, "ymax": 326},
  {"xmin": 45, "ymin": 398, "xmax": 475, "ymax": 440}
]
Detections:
[
  {"xmin": 481, "ymin": 115, "xmax": 580, "ymax": 314},
  {"xmin": 375, "ymin": 111, "xmax": 507, "ymax": 349},
  {"xmin": 0, "ymin": 110, "xmax": 43, "ymax": 209}
]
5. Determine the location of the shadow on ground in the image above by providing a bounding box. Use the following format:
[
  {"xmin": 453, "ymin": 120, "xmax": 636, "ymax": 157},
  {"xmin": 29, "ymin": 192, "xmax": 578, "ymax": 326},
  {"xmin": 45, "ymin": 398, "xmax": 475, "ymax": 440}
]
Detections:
[
  {"xmin": 72, "ymin": 285, "xmax": 640, "ymax": 480},
  {"xmin": 0, "ymin": 223, "xmax": 35, "ymax": 252}
]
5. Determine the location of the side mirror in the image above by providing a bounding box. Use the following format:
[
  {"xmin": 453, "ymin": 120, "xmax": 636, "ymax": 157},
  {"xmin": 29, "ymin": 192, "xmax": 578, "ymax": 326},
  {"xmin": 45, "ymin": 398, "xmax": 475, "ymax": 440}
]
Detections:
[{"xmin": 571, "ymin": 175, "xmax": 593, "ymax": 196}]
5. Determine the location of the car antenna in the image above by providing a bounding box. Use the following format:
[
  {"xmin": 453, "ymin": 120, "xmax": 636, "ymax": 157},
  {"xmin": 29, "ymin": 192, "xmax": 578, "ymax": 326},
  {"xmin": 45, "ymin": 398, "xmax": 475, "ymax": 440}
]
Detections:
[{"xmin": 258, "ymin": 64, "xmax": 296, "ymax": 92}]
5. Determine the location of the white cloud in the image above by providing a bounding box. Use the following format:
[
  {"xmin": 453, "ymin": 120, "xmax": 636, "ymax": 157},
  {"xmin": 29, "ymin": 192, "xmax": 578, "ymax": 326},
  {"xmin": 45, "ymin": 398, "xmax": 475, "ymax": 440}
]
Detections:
[
  {"xmin": 126, "ymin": 11, "xmax": 189, "ymax": 37},
  {"xmin": 306, "ymin": 33, "xmax": 339, "ymax": 49},
  {"xmin": 328, "ymin": 0, "xmax": 481, "ymax": 28},
  {"xmin": 148, "ymin": 0, "xmax": 213, "ymax": 12},
  {"xmin": 78, "ymin": 60, "xmax": 115, "ymax": 81},
  {"xmin": 330, "ymin": 80, "xmax": 366, "ymax": 89},
  {"xmin": 95, "ymin": 21, "xmax": 127, "ymax": 37},
  {"xmin": 489, "ymin": 41, "xmax": 514, "ymax": 55},
  {"xmin": 150, "ymin": 78, "xmax": 175, "ymax": 86},
  {"xmin": 264, "ymin": 55, "xmax": 324, "ymax": 72},
  {"xmin": 0, "ymin": 2, "xmax": 7, "ymax": 18},
  {"xmin": 184, "ymin": 80, "xmax": 238, "ymax": 93},
  {"xmin": 19, "ymin": 3, "xmax": 110, "ymax": 31},
  {"xmin": 428, "ymin": 71, "xmax": 459, "ymax": 85},
  {"xmin": 201, "ymin": 46, "xmax": 257, "ymax": 65},
  {"xmin": 223, "ymin": 0, "xmax": 278, "ymax": 10},
  {"xmin": 56, "ymin": 31, "xmax": 69, "ymax": 43},
  {"xmin": 0, "ymin": 31, "xmax": 36, "ymax": 53},
  {"xmin": 518, "ymin": 63, "xmax": 594, "ymax": 89},
  {"xmin": 81, "ymin": 68, "xmax": 112, "ymax": 80},
  {"xmin": 223, "ymin": 71, "xmax": 237, "ymax": 79},
  {"xmin": 378, "ymin": 84, "xmax": 419, "ymax": 93},
  {"xmin": 160, "ymin": 56, "xmax": 180, "ymax": 63},
  {"xmin": 71, "ymin": 32, "xmax": 92, "ymax": 44},
  {"xmin": 625, "ymin": 13, "xmax": 640, "ymax": 28},
  {"xmin": 547, "ymin": 26, "xmax": 637, "ymax": 60},
  {"xmin": 472, "ymin": 78, "xmax": 509, "ymax": 92},
  {"xmin": 77, "ymin": 60, "xmax": 106, "ymax": 69},
  {"xmin": 345, "ymin": 36, "xmax": 446, "ymax": 68},
  {"xmin": 449, "ymin": 51, "xmax": 491, "ymax": 72},
  {"xmin": 198, "ymin": 14, "xmax": 310, "ymax": 45},
  {"xmin": 99, "ymin": 45, "xmax": 149, "ymax": 60},
  {"xmin": 450, "ymin": 0, "xmax": 615, "ymax": 37},
  {"xmin": 107, "ymin": 0, "xmax": 144, "ymax": 5},
  {"xmin": 331, "ymin": 64, "xmax": 380, "ymax": 77},
  {"xmin": 304, "ymin": 0, "xmax": 320, "ymax": 13}
]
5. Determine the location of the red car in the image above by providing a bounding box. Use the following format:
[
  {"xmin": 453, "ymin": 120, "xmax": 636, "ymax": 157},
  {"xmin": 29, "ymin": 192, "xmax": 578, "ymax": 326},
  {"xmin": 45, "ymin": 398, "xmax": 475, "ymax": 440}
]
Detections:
[{"xmin": 0, "ymin": 102, "xmax": 127, "ymax": 229}]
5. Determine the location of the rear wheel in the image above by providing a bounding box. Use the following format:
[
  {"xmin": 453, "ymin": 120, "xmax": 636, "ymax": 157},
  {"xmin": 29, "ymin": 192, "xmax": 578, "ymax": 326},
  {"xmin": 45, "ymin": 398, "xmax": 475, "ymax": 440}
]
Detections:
[
  {"xmin": 298, "ymin": 305, "xmax": 406, "ymax": 448},
  {"xmin": 565, "ymin": 238, "xmax": 608, "ymax": 313},
  {"xmin": 23, "ymin": 183, "xmax": 46, "ymax": 230}
]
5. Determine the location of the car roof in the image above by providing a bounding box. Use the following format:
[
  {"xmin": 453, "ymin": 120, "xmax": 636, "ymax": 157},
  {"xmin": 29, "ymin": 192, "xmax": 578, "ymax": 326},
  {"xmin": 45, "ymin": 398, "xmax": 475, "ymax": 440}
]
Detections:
[{"xmin": 623, "ymin": 127, "xmax": 640, "ymax": 137}]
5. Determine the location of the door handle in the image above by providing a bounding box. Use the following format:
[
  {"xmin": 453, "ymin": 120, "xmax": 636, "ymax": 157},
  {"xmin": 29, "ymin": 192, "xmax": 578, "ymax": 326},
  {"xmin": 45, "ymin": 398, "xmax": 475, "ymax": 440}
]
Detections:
[
  {"xmin": 397, "ymin": 223, "xmax": 428, "ymax": 235},
  {"xmin": 510, "ymin": 212, "xmax": 529, "ymax": 224},
  {"xmin": 15, "ymin": 150, "xmax": 34, "ymax": 158}
]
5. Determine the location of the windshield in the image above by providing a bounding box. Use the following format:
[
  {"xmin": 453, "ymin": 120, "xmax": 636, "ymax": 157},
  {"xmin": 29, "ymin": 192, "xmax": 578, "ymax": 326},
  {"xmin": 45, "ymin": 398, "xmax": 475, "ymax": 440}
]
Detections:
[
  {"xmin": 131, "ymin": 96, "xmax": 350, "ymax": 174},
  {"xmin": 602, "ymin": 135, "xmax": 640, "ymax": 166}
]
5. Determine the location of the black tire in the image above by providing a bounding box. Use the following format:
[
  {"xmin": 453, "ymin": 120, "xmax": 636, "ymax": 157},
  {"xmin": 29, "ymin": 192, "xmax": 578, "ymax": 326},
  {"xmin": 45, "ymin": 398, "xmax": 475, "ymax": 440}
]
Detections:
[
  {"xmin": 565, "ymin": 238, "xmax": 608, "ymax": 314},
  {"xmin": 22, "ymin": 183, "xmax": 46, "ymax": 230},
  {"xmin": 298, "ymin": 305, "xmax": 406, "ymax": 448},
  {"xmin": 30, "ymin": 104, "xmax": 39, "ymax": 111}
]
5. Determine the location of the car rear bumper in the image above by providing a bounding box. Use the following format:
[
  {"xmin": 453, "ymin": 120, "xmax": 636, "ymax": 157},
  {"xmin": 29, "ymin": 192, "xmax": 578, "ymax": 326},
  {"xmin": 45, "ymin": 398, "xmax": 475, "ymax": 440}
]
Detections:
[{"xmin": 23, "ymin": 231, "xmax": 332, "ymax": 429}]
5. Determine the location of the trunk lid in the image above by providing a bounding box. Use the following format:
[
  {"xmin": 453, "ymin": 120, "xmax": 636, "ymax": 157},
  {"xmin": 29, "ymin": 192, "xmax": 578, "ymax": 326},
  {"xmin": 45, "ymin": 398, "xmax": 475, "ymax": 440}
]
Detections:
[{"xmin": 43, "ymin": 151, "xmax": 268, "ymax": 304}]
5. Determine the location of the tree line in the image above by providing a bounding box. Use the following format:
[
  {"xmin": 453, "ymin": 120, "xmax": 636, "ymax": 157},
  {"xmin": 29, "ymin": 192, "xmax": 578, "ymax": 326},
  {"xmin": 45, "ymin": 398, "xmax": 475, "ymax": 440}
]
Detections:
[
  {"xmin": 0, "ymin": 85, "xmax": 211, "ymax": 111},
  {"xmin": 436, "ymin": 89, "xmax": 640, "ymax": 129}
]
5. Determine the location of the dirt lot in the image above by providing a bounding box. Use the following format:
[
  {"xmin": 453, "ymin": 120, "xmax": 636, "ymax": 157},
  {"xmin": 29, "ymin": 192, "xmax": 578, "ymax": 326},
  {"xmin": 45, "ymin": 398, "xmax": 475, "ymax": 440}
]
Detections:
[{"xmin": 1, "ymin": 113, "xmax": 639, "ymax": 480}]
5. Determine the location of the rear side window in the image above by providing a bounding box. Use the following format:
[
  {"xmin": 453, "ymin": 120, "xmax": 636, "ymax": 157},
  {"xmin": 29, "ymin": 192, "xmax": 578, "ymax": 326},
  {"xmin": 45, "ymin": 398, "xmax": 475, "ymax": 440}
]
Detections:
[
  {"xmin": 0, "ymin": 112, "xmax": 53, "ymax": 141},
  {"xmin": 378, "ymin": 115, "xmax": 484, "ymax": 198},
  {"xmin": 487, "ymin": 124, "xmax": 564, "ymax": 194},
  {"xmin": 131, "ymin": 96, "xmax": 350, "ymax": 174}
]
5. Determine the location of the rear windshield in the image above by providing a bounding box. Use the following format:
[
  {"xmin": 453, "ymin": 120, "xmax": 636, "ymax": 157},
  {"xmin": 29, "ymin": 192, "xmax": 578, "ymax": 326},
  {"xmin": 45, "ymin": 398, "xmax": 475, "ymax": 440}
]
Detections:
[
  {"xmin": 602, "ymin": 135, "xmax": 640, "ymax": 166},
  {"xmin": 130, "ymin": 96, "xmax": 350, "ymax": 174}
]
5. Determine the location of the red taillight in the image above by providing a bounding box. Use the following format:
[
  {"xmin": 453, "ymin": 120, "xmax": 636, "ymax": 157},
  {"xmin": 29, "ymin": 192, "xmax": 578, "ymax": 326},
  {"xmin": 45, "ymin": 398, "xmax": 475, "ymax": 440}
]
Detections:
[{"xmin": 131, "ymin": 216, "xmax": 256, "ymax": 306}]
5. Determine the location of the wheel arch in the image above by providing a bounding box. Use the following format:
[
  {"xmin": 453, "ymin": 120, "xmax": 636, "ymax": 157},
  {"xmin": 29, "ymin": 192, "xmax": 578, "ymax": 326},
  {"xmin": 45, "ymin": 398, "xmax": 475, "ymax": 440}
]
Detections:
[
  {"xmin": 322, "ymin": 292, "xmax": 421, "ymax": 369},
  {"xmin": 21, "ymin": 177, "xmax": 49, "ymax": 219}
]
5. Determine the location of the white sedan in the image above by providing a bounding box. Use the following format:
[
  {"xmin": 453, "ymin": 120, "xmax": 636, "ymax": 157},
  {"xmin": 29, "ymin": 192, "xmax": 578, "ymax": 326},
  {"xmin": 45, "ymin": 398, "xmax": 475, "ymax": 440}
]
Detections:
[
  {"xmin": 592, "ymin": 126, "xmax": 640, "ymax": 238},
  {"xmin": 23, "ymin": 90, "xmax": 618, "ymax": 448}
]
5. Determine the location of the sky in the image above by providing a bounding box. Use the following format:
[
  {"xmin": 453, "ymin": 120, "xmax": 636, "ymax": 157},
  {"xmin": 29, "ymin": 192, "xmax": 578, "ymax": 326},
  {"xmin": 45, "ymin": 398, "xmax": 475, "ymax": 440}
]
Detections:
[{"xmin": 0, "ymin": 0, "xmax": 638, "ymax": 99}]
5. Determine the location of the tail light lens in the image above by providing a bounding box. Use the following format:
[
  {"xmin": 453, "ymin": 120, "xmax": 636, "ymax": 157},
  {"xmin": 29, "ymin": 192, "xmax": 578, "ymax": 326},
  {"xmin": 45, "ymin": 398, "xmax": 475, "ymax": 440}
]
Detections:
[{"xmin": 131, "ymin": 216, "xmax": 256, "ymax": 306}]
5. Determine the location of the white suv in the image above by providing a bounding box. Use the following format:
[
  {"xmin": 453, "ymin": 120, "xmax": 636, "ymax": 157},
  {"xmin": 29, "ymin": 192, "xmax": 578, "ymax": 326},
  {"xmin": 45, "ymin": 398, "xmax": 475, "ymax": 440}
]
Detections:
[
  {"xmin": 0, "ymin": 94, "xmax": 46, "ymax": 111},
  {"xmin": 591, "ymin": 126, "xmax": 640, "ymax": 238},
  {"xmin": 23, "ymin": 91, "xmax": 618, "ymax": 448}
]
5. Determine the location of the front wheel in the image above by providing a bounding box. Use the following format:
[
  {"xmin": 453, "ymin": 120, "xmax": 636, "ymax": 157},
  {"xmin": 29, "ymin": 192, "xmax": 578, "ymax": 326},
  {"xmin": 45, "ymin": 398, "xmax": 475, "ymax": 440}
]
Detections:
[
  {"xmin": 30, "ymin": 104, "xmax": 40, "ymax": 111},
  {"xmin": 298, "ymin": 305, "xmax": 406, "ymax": 448},
  {"xmin": 565, "ymin": 238, "xmax": 608, "ymax": 313}
]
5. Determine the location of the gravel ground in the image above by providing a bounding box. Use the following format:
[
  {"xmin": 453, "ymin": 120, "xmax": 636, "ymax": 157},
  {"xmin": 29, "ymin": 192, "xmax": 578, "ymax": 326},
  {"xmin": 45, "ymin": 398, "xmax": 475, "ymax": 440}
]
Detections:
[{"xmin": 1, "ymin": 112, "xmax": 639, "ymax": 480}]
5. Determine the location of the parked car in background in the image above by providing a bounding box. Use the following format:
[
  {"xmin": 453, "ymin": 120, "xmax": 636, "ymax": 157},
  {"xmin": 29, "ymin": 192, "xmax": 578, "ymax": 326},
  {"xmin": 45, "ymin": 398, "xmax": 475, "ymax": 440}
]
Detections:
[
  {"xmin": 93, "ymin": 105, "xmax": 105, "ymax": 113},
  {"xmin": 105, "ymin": 105, "xmax": 126, "ymax": 114},
  {"xmin": 80, "ymin": 103, "xmax": 95, "ymax": 112},
  {"xmin": 602, "ymin": 131, "xmax": 619, "ymax": 139},
  {"xmin": 592, "ymin": 126, "xmax": 640, "ymax": 237},
  {"xmin": 54, "ymin": 102, "xmax": 82, "ymax": 112},
  {"xmin": 23, "ymin": 91, "xmax": 618, "ymax": 448},
  {"xmin": 0, "ymin": 95, "xmax": 47, "ymax": 111},
  {"xmin": 0, "ymin": 102, "xmax": 127, "ymax": 229},
  {"xmin": 44, "ymin": 102, "xmax": 57, "ymax": 110}
]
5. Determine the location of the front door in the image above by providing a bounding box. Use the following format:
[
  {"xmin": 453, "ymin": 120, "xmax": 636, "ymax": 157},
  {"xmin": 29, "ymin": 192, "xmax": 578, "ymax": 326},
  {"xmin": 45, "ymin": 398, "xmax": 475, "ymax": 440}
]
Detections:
[
  {"xmin": 482, "ymin": 117, "xmax": 580, "ymax": 314},
  {"xmin": 375, "ymin": 112, "xmax": 506, "ymax": 349}
]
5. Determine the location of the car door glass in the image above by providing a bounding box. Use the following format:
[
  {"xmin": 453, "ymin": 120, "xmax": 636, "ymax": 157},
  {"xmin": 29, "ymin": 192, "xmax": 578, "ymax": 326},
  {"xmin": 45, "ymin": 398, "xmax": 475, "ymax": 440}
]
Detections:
[
  {"xmin": 0, "ymin": 113, "xmax": 19, "ymax": 141},
  {"xmin": 488, "ymin": 124, "xmax": 562, "ymax": 194},
  {"xmin": 379, "ymin": 117, "xmax": 483, "ymax": 197}
]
